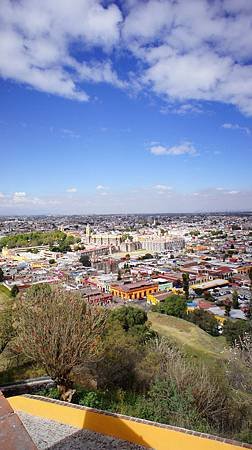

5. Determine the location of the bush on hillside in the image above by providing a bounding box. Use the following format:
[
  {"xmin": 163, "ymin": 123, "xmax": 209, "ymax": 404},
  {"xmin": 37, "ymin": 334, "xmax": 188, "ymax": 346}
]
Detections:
[
  {"xmin": 187, "ymin": 309, "xmax": 220, "ymax": 336},
  {"xmin": 152, "ymin": 294, "xmax": 187, "ymax": 318},
  {"xmin": 223, "ymin": 319, "xmax": 252, "ymax": 346}
]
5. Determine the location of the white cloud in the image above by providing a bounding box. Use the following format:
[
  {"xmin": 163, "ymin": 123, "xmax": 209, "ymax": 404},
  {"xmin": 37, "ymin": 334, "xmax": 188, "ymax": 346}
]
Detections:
[
  {"xmin": 123, "ymin": 0, "xmax": 252, "ymax": 116},
  {"xmin": 75, "ymin": 61, "xmax": 126, "ymax": 89},
  {"xmin": 96, "ymin": 184, "xmax": 110, "ymax": 196},
  {"xmin": 153, "ymin": 184, "xmax": 172, "ymax": 191},
  {"xmin": 152, "ymin": 184, "xmax": 173, "ymax": 195},
  {"xmin": 0, "ymin": 192, "xmax": 62, "ymax": 209},
  {"xmin": 1, "ymin": 1, "xmax": 252, "ymax": 115},
  {"xmin": 160, "ymin": 103, "xmax": 203, "ymax": 115},
  {"xmin": 61, "ymin": 129, "xmax": 80, "ymax": 138},
  {"xmin": 12, "ymin": 192, "xmax": 36, "ymax": 204},
  {"xmin": 123, "ymin": 0, "xmax": 173, "ymax": 41},
  {"xmin": 0, "ymin": 187, "xmax": 251, "ymax": 214},
  {"xmin": 0, "ymin": 0, "xmax": 123, "ymax": 101},
  {"xmin": 96, "ymin": 185, "xmax": 108, "ymax": 191},
  {"xmin": 226, "ymin": 190, "xmax": 240, "ymax": 195},
  {"xmin": 222, "ymin": 123, "xmax": 250, "ymax": 135},
  {"xmin": 150, "ymin": 142, "xmax": 198, "ymax": 156},
  {"xmin": 66, "ymin": 187, "xmax": 77, "ymax": 193},
  {"xmin": 13, "ymin": 191, "xmax": 26, "ymax": 198}
]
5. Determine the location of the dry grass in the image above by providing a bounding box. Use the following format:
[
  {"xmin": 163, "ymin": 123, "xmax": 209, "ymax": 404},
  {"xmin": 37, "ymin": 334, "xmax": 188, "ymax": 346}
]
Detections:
[
  {"xmin": 148, "ymin": 312, "xmax": 228, "ymax": 364},
  {"xmin": 0, "ymin": 284, "xmax": 11, "ymax": 309}
]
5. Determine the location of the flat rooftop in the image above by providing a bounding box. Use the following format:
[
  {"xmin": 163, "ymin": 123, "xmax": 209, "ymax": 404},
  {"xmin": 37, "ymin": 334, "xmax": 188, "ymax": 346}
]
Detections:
[{"xmin": 191, "ymin": 279, "xmax": 229, "ymax": 290}]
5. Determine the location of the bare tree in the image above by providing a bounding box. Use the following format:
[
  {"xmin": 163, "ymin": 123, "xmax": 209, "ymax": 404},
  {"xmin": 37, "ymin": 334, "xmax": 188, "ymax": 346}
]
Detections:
[{"xmin": 14, "ymin": 286, "xmax": 107, "ymax": 401}]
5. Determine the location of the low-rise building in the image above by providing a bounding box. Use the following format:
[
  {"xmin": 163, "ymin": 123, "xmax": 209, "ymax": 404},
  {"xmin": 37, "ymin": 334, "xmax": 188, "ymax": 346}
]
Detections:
[{"xmin": 110, "ymin": 280, "xmax": 158, "ymax": 300}]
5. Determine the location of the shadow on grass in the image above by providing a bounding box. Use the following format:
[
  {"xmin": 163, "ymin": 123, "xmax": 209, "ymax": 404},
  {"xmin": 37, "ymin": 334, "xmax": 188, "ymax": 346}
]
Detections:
[{"xmin": 0, "ymin": 360, "xmax": 44, "ymax": 386}]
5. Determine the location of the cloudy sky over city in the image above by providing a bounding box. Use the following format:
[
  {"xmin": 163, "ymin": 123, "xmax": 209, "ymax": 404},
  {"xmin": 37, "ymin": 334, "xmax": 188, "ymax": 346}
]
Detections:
[{"xmin": 0, "ymin": 0, "xmax": 252, "ymax": 213}]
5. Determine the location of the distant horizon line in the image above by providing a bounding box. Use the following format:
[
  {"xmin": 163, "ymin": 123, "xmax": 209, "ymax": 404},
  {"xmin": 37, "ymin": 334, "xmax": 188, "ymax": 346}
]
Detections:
[{"xmin": 0, "ymin": 211, "xmax": 251, "ymax": 218}]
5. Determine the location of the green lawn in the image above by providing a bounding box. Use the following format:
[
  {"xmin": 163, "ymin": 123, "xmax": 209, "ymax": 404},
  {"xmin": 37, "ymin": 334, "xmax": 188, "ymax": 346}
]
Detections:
[{"xmin": 148, "ymin": 312, "xmax": 228, "ymax": 364}]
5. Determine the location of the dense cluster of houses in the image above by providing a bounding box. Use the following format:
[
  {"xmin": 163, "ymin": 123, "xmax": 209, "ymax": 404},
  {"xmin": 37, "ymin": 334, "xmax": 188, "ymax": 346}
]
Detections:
[{"xmin": 0, "ymin": 214, "xmax": 251, "ymax": 319}]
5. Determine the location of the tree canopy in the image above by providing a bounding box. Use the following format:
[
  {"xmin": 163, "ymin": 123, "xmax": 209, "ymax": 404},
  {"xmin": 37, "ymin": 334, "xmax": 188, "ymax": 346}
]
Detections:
[
  {"xmin": 152, "ymin": 295, "xmax": 187, "ymax": 318},
  {"xmin": 182, "ymin": 273, "xmax": 189, "ymax": 300},
  {"xmin": 79, "ymin": 254, "xmax": 92, "ymax": 267},
  {"xmin": 14, "ymin": 286, "xmax": 107, "ymax": 401},
  {"xmin": 187, "ymin": 309, "xmax": 219, "ymax": 336},
  {"xmin": 108, "ymin": 306, "xmax": 156, "ymax": 344},
  {"xmin": 0, "ymin": 230, "xmax": 67, "ymax": 249},
  {"xmin": 0, "ymin": 268, "xmax": 4, "ymax": 282},
  {"xmin": 223, "ymin": 319, "xmax": 252, "ymax": 346}
]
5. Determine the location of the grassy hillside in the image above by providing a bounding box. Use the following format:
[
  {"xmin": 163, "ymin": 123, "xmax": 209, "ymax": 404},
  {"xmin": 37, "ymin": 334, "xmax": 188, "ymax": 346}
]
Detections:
[
  {"xmin": 148, "ymin": 312, "xmax": 228, "ymax": 364},
  {"xmin": 0, "ymin": 284, "xmax": 11, "ymax": 309}
]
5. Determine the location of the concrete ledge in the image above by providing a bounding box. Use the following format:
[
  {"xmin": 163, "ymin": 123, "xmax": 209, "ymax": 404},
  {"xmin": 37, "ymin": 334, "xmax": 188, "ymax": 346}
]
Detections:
[
  {"xmin": 0, "ymin": 391, "xmax": 37, "ymax": 450},
  {"xmin": 8, "ymin": 394, "xmax": 252, "ymax": 450}
]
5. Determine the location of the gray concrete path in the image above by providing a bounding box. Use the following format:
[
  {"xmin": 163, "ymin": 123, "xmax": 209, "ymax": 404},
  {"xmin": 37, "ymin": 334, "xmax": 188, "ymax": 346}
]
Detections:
[{"xmin": 17, "ymin": 411, "xmax": 149, "ymax": 449}]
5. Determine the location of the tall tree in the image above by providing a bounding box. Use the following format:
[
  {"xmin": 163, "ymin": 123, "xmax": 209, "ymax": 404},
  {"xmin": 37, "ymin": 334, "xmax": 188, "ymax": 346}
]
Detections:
[
  {"xmin": 79, "ymin": 254, "xmax": 91, "ymax": 267},
  {"xmin": 232, "ymin": 290, "xmax": 239, "ymax": 309},
  {"xmin": 246, "ymin": 268, "xmax": 252, "ymax": 319},
  {"xmin": 0, "ymin": 268, "xmax": 4, "ymax": 282},
  {"xmin": 182, "ymin": 273, "xmax": 190, "ymax": 300},
  {"xmin": 10, "ymin": 285, "xmax": 19, "ymax": 298},
  {"xmin": 153, "ymin": 295, "xmax": 187, "ymax": 318},
  {"xmin": 224, "ymin": 299, "xmax": 232, "ymax": 317},
  {"xmin": 117, "ymin": 269, "xmax": 122, "ymax": 281},
  {"xmin": 14, "ymin": 286, "xmax": 107, "ymax": 401}
]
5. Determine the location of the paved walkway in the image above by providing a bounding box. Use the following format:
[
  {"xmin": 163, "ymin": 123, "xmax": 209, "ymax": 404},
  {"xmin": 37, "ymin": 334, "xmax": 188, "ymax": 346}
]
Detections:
[{"xmin": 17, "ymin": 411, "xmax": 149, "ymax": 450}]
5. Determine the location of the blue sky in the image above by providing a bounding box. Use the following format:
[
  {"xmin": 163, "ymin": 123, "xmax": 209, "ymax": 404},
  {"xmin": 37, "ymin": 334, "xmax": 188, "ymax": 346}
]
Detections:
[{"xmin": 0, "ymin": 0, "xmax": 252, "ymax": 214}]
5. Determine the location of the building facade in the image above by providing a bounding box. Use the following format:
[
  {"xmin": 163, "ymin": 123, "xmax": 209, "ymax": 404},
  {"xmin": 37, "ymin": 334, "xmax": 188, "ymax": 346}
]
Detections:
[{"xmin": 110, "ymin": 280, "xmax": 158, "ymax": 300}]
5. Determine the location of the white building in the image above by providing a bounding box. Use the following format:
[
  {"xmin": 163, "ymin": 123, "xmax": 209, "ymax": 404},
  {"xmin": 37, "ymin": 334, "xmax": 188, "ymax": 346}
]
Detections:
[{"xmin": 141, "ymin": 238, "xmax": 185, "ymax": 253}]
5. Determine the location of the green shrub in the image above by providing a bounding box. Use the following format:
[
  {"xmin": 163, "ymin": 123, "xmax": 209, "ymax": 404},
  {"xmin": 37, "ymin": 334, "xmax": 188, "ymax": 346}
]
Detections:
[
  {"xmin": 133, "ymin": 379, "xmax": 212, "ymax": 433},
  {"xmin": 79, "ymin": 390, "xmax": 105, "ymax": 409},
  {"xmin": 152, "ymin": 295, "xmax": 187, "ymax": 318},
  {"xmin": 37, "ymin": 386, "xmax": 60, "ymax": 399},
  {"xmin": 223, "ymin": 320, "xmax": 252, "ymax": 346},
  {"xmin": 187, "ymin": 309, "xmax": 219, "ymax": 336}
]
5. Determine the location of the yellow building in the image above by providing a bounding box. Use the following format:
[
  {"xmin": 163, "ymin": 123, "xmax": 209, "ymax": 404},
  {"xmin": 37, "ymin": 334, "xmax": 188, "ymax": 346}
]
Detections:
[
  {"xmin": 147, "ymin": 291, "xmax": 170, "ymax": 305},
  {"xmin": 236, "ymin": 265, "xmax": 252, "ymax": 274},
  {"xmin": 110, "ymin": 281, "xmax": 158, "ymax": 300}
]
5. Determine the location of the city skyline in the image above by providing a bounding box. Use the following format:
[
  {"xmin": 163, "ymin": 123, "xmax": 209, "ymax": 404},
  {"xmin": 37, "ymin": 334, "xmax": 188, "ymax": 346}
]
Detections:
[{"xmin": 0, "ymin": 0, "xmax": 252, "ymax": 214}]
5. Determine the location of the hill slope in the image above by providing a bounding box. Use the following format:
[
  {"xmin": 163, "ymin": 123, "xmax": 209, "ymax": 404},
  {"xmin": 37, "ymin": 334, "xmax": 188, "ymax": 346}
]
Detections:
[{"xmin": 148, "ymin": 312, "xmax": 228, "ymax": 363}]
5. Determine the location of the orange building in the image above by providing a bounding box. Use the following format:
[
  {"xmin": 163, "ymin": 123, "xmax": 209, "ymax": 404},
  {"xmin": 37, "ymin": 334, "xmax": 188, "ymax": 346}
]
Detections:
[{"xmin": 110, "ymin": 280, "xmax": 158, "ymax": 300}]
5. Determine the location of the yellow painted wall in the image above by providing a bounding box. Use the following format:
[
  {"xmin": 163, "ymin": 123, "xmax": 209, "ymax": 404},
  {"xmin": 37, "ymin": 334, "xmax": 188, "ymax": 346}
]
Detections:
[
  {"xmin": 111, "ymin": 286, "xmax": 158, "ymax": 300},
  {"xmin": 146, "ymin": 293, "xmax": 158, "ymax": 305},
  {"xmin": 8, "ymin": 396, "xmax": 245, "ymax": 450}
]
